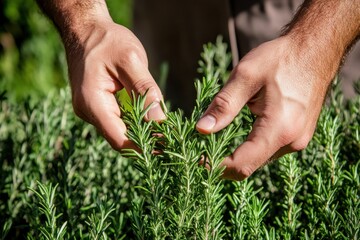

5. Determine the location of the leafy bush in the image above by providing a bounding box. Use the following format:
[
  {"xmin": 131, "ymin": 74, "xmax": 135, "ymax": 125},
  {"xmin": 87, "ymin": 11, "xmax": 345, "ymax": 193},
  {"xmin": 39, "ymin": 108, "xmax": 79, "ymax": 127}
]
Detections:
[{"xmin": 1, "ymin": 39, "xmax": 359, "ymax": 239}]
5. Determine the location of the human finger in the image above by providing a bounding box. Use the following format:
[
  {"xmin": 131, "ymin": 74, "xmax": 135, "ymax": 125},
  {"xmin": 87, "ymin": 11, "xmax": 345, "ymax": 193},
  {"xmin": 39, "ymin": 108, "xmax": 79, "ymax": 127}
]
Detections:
[
  {"xmin": 114, "ymin": 49, "xmax": 166, "ymax": 121},
  {"xmin": 196, "ymin": 64, "xmax": 262, "ymax": 134}
]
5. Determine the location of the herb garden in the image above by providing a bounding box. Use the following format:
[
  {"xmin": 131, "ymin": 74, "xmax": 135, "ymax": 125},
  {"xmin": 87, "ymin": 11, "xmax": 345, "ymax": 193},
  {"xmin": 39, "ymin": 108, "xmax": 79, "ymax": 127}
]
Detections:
[{"xmin": 1, "ymin": 38, "xmax": 359, "ymax": 239}]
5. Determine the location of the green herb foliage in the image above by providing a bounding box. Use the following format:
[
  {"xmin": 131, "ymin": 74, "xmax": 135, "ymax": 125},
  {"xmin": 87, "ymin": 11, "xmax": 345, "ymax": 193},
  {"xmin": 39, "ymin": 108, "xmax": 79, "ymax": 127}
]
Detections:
[{"xmin": 1, "ymin": 38, "xmax": 359, "ymax": 239}]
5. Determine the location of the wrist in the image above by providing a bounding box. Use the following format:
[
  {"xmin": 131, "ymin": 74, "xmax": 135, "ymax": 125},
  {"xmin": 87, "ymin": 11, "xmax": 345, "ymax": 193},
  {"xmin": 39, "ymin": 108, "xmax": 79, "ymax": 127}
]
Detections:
[
  {"xmin": 281, "ymin": 1, "xmax": 360, "ymax": 85},
  {"xmin": 54, "ymin": 0, "xmax": 113, "ymax": 48},
  {"xmin": 282, "ymin": 31, "xmax": 341, "ymax": 85}
]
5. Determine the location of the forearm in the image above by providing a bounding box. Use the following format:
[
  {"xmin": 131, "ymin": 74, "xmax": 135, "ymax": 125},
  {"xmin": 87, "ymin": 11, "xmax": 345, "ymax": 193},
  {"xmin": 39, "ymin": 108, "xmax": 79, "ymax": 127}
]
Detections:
[
  {"xmin": 282, "ymin": 0, "xmax": 360, "ymax": 81},
  {"xmin": 35, "ymin": 0, "xmax": 112, "ymax": 46}
]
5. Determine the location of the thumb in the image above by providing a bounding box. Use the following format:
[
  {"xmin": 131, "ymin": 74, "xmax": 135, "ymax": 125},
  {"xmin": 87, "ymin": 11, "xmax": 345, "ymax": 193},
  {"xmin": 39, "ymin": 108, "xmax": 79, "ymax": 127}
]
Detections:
[{"xmin": 196, "ymin": 67, "xmax": 260, "ymax": 134}]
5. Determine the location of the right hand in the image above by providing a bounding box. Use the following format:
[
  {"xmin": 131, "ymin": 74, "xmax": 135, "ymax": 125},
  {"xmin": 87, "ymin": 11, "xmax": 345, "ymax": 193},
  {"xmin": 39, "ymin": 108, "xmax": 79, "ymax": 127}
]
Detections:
[
  {"xmin": 196, "ymin": 36, "xmax": 336, "ymax": 180},
  {"xmin": 65, "ymin": 21, "xmax": 165, "ymax": 150}
]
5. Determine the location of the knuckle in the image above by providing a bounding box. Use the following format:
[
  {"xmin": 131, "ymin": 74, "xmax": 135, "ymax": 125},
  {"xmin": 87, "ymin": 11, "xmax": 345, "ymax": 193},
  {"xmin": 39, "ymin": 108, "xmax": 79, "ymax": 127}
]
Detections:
[
  {"xmin": 278, "ymin": 118, "xmax": 310, "ymax": 151},
  {"xmin": 234, "ymin": 61, "xmax": 254, "ymax": 80},
  {"xmin": 122, "ymin": 47, "xmax": 147, "ymax": 67},
  {"xmin": 212, "ymin": 91, "xmax": 236, "ymax": 116},
  {"xmin": 132, "ymin": 79, "xmax": 157, "ymax": 96},
  {"xmin": 235, "ymin": 165, "xmax": 255, "ymax": 180},
  {"xmin": 290, "ymin": 135, "xmax": 311, "ymax": 151},
  {"xmin": 279, "ymin": 129, "xmax": 297, "ymax": 146},
  {"xmin": 278, "ymin": 121, "xmax": 304, "ymax": 146}
]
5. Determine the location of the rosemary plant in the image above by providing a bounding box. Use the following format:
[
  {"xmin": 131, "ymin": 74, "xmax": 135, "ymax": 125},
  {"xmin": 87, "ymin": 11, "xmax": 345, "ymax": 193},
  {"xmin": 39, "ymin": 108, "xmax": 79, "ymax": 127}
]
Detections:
[
  {"xmin": 28, "ymin": 182, "xmax": 67, "ymax": 240},
  {"xmin": 276, "ymin": 154, "xmax": 302, "ymax": 239},
  {"xmin": 121, "ymin": 37, "xmax": 247, "ymax": 239},
  {"xmin": 0, "ymin": 37, "xmax": 359, "ymax": 240}
]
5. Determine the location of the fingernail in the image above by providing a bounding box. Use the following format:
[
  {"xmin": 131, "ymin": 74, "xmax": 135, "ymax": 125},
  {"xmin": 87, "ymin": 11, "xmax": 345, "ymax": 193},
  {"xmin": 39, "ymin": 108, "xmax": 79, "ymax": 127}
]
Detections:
[
  {"xmin": 147, "ymin": 102, "xmax": 166, "ymax": 121},
  {"xmin": 196, "ymin": 115, "xmax": 216, "ymax": 132}
]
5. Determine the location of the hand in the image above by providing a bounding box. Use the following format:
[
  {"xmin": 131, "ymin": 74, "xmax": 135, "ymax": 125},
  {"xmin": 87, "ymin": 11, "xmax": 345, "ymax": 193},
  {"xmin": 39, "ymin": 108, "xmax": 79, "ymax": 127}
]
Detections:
[
  {"xmin": 66, "ymin": 21, "xmax": 165, "ymax": 150},
  {"xmin": 196, "ymin": 36, "xmax": 334, "ymax": 180}
]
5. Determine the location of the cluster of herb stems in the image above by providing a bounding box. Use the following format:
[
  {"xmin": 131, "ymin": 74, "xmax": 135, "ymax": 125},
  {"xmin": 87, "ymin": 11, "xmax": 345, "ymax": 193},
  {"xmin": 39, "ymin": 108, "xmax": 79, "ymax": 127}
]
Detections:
[{"xmin": 1, "ymin": 37, "xmax": 359, "ymax": 240}]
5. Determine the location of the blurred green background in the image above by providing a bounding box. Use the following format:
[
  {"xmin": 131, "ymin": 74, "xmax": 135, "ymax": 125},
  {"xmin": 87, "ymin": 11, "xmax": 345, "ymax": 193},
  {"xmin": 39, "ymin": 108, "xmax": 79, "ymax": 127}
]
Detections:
[{"xmin": 0, "ymin": 0, "xmax": 133, "ymax": 102}]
